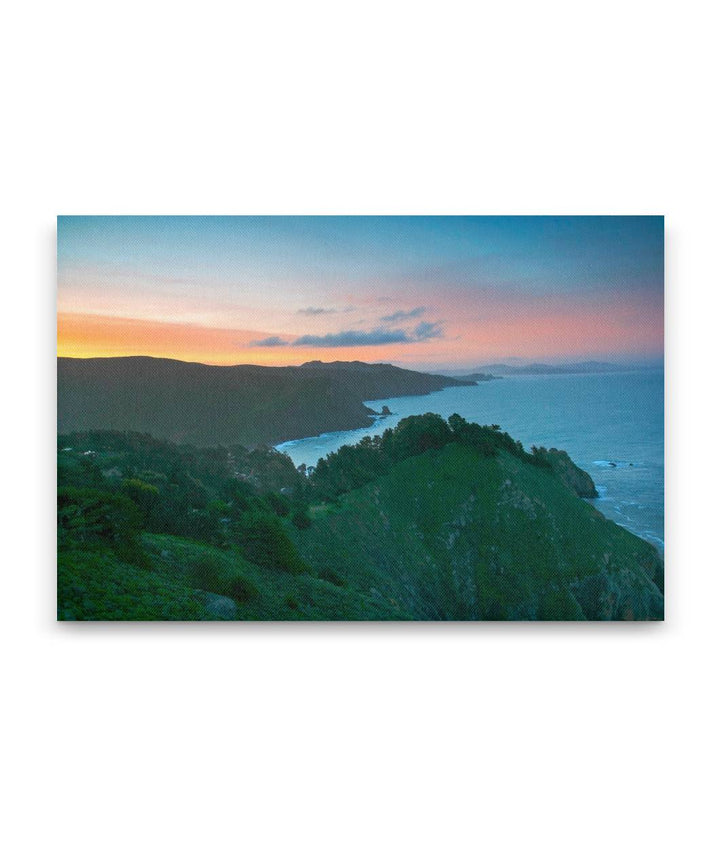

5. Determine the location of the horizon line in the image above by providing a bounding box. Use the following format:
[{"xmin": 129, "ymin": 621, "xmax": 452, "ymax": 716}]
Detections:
[{"xmin": 56, "ymin": 353, "xmax": 663, "ymax": 370}]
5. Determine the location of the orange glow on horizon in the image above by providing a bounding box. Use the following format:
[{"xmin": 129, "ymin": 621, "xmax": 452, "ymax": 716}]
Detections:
[
  {"xmin": 58, "ymin": 305, "xmax": 664, "ymax": 368},
  {"xmin": 58, "ymin": 313, "xmax": 317, "ymax": 366}
]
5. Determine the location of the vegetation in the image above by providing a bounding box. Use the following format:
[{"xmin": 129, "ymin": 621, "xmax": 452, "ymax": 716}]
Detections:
[
  {"xmin": 235, "ymin": 512, "xmax": 310, "ymax": 575},
  {"xmin": 295, "ymin": 443, "xmax": 663, "ymax": 620},
  {"xmin": 57, "ymin": 415, "xmax": 663, "ymax": 621},
  {"xmin": 58, "ymin": 356, "xmax": 475, "ymax": 447},
  {"xmin": 308, "ymin": 413, "xmax": 555, "ymax": 501}
]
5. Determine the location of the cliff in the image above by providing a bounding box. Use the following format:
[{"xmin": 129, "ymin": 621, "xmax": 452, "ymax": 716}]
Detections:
[
  {"xmin": 532, "ymin": 447, "xmax": 599, "ymax": 498},
  {"xmin": 294, "ymin": 444, "xmax": 663, "ymax": 620}
]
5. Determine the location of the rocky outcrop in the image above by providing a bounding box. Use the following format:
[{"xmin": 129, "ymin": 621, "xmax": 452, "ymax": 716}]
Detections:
[
  {"xmin": 197, "ymin": 591, "xmax": 238, "ymax": 620},
  {"xmin": 571, "ymin": 569, "xmax": 664, "ymax": 620},
  {"xmin": 536, "ymin": 448, "xmax": 599, "ymax": 498}
]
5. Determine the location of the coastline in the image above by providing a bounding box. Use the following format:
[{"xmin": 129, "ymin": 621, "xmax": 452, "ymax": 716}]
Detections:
[{"xmin": 274, "ymin": 372, "xmax": 664, "ymax": 554}]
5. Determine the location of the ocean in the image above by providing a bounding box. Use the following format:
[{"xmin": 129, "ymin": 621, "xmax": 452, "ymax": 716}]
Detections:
[{"xmin": 276, "ymin": 370, "xmax": 665, "ymax": 554}]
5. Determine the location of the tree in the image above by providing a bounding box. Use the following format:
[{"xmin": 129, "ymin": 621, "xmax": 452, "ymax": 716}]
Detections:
[
  {"xmin": 391, "ymin": 414, "xmax": 453, "ymax": 459},
  {"xmin": 121, "ymin": 478, "xmax": 160, "ymax": 525},
  {"xmin": 236, "ymin": 512, "xmax": 310, "ymax": 575},
  {"xmin": 448, "ymin": 413, "xmax": 468, "ymax": 435},
  {"xmin": 57, "ymin": 487, "xmax": 142, "ymax": 547}
]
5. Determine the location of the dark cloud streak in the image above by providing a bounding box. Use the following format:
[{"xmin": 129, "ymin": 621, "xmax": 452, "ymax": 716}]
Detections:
[
  {"xmin": 380, "ymin": 306, "xmax": 426, "ymax": 322},
  {"xmin": 250, "ymin": 335, "xmax": 289, "ymax": 347},
  {"xmin": 413, "ymin": 321, "xmax": 443, "ymax": 341},
  {"xmin": 292, "ymin": 321, "xmax": 444, "ymax": 348},
  {"xmin": 297, "ymin": 307, "xmax": 337, "ymax": 315}
]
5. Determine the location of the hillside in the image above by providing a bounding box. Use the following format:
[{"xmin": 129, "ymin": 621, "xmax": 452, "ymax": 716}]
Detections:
[
  {"xmin": 57, "ymin": 417, "xmax": 663, "ymax": 620},
  {"xmin": 296, "ymin": 445, "xmax": 662, "ymax": 619},
  {"xmin": 57, "ymin": 357, "xmax": 474, "ymax": 447}
]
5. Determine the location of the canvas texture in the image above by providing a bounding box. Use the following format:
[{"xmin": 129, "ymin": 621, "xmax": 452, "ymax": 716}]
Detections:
[{"xmin": 57, "ymin": 216, "xmax": 664, "ymax": 620}]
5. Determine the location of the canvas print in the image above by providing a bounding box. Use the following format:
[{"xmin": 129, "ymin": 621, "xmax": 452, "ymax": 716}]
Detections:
[{"xmin": 57, "ymin": 216, "xmax": 664, "ymax": 621}]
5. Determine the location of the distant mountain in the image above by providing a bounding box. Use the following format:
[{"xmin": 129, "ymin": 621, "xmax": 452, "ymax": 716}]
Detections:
[
  {"xmin": 455, "ymin": 372, "xmax": 495, "ymax": 382},
  {"xmin": 57, "ymin": 356, "xmax": 475, "ymax": 447},
  {"xmin": 465, "ymin": 361, "xmax": 640, "ymax": 376}
]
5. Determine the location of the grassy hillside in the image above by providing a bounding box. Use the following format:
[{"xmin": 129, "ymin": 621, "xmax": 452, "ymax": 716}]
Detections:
[
  {"xmin": 59, "ymin": 536, "xmax": 408, "ymax": 621},
  {"xmin": 57, "ymin": 418, "xmax": 663, "ymax": 621},
  {"xmin": 57, "ymin": 357, "xmax": 475, "ymax": 447},
  {"xmin": 295, "ymin": 445, "xmax": 663, "ymax": 620}
]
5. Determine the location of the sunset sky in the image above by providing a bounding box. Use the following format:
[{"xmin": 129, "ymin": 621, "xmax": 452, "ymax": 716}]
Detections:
[{"xmin": 57, "ymin": 216, "xmax": 664, "ymax": 369}]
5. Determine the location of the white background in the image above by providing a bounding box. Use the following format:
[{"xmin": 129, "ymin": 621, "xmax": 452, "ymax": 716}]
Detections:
[{"xmin": 2, "ymin": 2, "xmax": 718, "ymax": 854}]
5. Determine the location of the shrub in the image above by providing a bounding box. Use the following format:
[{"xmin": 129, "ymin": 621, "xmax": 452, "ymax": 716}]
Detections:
[
  {"xmin": 265, "ymin": 492, "xmax": 291, "ymax": 516},
  {"xmin": 189, "ymin": 554, "xmax": 224, "ymax": 591},
  {"xmin": 236, "ymin": 512, "xmax": 310, "ymax": 575},
  {"xmin": 121, "ymin": 478, "xmax": 160, "ymax": 523},
  {"xmin": 226, "ymin": 574, "xmax": 259, "ymax": 603},
  {"xmin": 58, "ymin": 487, "xmax": 142, "ymax": 547}
]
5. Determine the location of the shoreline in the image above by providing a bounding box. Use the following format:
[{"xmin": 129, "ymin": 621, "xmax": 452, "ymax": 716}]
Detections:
[{"xmin": 274, "ymin": 375, "xmax": 664, "ymax": 555}]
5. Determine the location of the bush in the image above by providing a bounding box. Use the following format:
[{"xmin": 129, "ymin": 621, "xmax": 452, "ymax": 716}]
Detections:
[
  {"xmin": 226, "ymin": 573, "xmax": 259, "ymax": 603},
  {"xmin": 265, "ymin": 492, "xmax": 291, "ymax": 516},
  {"xmin": 189, "ymin": 554, "xmax": 224, "ymax": 591},
  {"xmin": 236, "ymin": 512, "xmax": 310, "ymax": 575},
  {"xmin": 58, "ymin": 487, "xmax": 142, "ymax": 547},
  {"xmin": 121, "ymin": 478, "xmax": 160, "ymax": 523},
  {"xmin": 188, "ymin": 553, "xmax": 261, "ymax": 603}
]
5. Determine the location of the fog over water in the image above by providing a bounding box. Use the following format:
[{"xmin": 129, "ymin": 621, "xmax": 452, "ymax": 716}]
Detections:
[{"xmin": 276, "ymin": 370, "xmax": 665, "ymax": 554}]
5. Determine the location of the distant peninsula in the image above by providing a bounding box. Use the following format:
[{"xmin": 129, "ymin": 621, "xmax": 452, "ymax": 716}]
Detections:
[
  {"xmin": 466, "ymin": 361, "xmax": 653, "ymax": 376},
  {"xmin": 57, "ymin": 357, "xmax": 475, "ymax": 448},
  {"xmin": 455, "ymin": 372, "xmax": 496, "ymax": 382}
]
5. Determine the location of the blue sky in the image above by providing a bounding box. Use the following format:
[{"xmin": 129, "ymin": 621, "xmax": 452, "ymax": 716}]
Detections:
[{"xmin": 58, "ymin": 216, "xmax": 664, "ymax": 367}]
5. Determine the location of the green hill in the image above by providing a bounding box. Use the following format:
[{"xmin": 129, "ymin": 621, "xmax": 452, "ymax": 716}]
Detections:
[
  {"xmin": 57, "ymin": 418, "xmax": 663, "ymax": 621},
  {"xmin": 57, "ymin": 356, "xmax": 474, "ymax": 447},
  {"xmin": 295, "ymin": 444, "xmax": 662, "ymax": 620}
]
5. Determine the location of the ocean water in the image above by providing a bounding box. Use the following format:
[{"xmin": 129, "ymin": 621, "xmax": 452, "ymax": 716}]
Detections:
[{"xmin": 276, "ymin": 371, "xmax": 665, "ymax": 554}]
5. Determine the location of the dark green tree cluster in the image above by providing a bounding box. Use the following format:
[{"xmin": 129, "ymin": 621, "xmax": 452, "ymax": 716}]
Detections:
[
  {"xmin": 235, "ymin": 512, "xmax": 310, "ymax": 575},
  {"xmin": 447, "ymin": 413, "xmax": 548, "ymax": 465},
  {"xmin": 58, "ymin": 486, "xmax": 141, "ymax": 547},
  {"xmin": 57, "ymin": 486, "xmax": 146, "ymax": 565},
  {"xmin": 307, "ymin": 413, "xmax": 546, "ymax": 502},
  {"xmin": 57, "ymin": 417, "xmax": 560, "ymax": 585},
  {"xmin": 310, "ymin": 435, "xmax": 392, "ymax": 500},
  {"xmin": 57, "ymin": 432, "xmax": 313, "ymax": 576}
]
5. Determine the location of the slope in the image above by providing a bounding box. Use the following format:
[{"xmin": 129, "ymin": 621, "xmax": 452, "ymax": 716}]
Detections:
[
  {"xmin": 295, "ymin": 443, "xmax": 664, "ymax": 620},
  {"xmin": 57, "ymin": 356, "xmax": 474, "ymax": 446}
]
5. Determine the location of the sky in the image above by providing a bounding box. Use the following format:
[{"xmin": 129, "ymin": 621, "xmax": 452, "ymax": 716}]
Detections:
[{"xmin": 57, "ymin": 216, "xmax": 664, "ymax": 369}]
